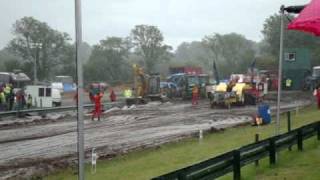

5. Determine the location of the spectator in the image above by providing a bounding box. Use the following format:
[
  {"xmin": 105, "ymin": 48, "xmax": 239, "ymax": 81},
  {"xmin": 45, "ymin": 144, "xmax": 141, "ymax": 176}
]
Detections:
[
  {"xmin": 0, "ymin": 89, "xmax": 5, "ymax": 111},
  {"xmin": 109, "ymin": 89, "xmax": 116, "ymax": 102},
  {"xmin": 313, "ymin": 86, "xmax": 320, "ymax": 109},
  {"xmin": 192, "ymin": 85, "xmax": 199, "ymax": 106},
  {"xmin": 92, "ymin": 92, "xmax": 103, "ymax": 121},
  {"xmin": 27, "ymin": 94, "xmax": 32, "ymax": 109},
  {"xmin": 8, "ymin": 88, "xmax": 14, "ymax": 111}
]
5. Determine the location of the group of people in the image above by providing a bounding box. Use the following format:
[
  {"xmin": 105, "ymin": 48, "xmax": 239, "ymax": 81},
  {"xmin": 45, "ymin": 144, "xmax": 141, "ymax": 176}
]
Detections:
[
  {"xmin": 0, "ymin": 84, "xmax": 33, "ymax": 111},
  {"xmin": 0, "ymin": 84, "xmax": 14, "ymax": 111}
]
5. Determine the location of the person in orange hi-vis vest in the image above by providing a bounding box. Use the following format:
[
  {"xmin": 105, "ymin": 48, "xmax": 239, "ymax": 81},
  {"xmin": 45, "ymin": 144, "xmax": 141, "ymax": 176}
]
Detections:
[
  {"xmin": 92, "ymin": 92, "xmax": 103, "ymax": 121},
  {"xmin": 192, "ymin": 85, "xmax": 199, "ymax": 105}
]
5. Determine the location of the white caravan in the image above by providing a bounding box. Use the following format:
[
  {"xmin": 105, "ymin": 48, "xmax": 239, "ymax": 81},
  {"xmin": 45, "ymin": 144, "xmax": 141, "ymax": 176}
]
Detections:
[{"xmin": 25, "ymin": 85, "xmax": 62, "ymax": 108}]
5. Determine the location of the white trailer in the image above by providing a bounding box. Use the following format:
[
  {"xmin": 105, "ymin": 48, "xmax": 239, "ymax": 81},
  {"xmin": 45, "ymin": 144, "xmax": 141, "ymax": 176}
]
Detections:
[{"xmin": 25, "ymin": 85, "xmax": 61, "ymax": 108}]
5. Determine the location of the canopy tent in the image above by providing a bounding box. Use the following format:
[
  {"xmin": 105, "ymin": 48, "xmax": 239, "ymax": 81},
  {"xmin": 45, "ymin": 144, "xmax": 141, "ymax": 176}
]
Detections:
[{"xmin": 288, "ymin": 0, "xmax": 320, "ymax": 36}]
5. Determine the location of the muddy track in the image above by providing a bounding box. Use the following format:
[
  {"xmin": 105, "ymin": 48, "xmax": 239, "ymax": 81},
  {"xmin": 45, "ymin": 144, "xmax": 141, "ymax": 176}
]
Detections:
[{"xmin": 0, "ymin": 93, "xmax": 313, "ymax": 179}]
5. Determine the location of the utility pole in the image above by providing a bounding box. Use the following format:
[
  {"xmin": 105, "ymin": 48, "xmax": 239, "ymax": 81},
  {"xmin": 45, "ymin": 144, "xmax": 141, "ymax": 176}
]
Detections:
[
  {"xmin": 276, "ymin": 5, "xmax": 285, "ymax": 135},
  {"xmin": 75, "ymin": 0, "xmax": 85, "ymax": 179}
]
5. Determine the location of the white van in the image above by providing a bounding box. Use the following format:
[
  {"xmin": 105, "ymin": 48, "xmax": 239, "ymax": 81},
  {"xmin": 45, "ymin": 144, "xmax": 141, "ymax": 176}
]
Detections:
[{"xmin": 25, "ymin": 85, "xmax": 62, "ymax": 108}]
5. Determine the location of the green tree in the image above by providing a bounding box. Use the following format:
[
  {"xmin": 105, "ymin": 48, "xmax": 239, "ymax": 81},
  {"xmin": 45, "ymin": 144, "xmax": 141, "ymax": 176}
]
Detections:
[
  {"xmin": 175, "ymin": 41, "xmax": 209, "ymax": 66},
  {"xmin": 7, "ymin": 16, "xmax": 72, "ymax": 80},
  {"xmin": 55, "ymin": 44, "xmax": 76, "ymax": 79},
  {"xmin": 202, "ymin": 33, "xmax": 256, "ymax": 77},
  {"xmin": 84, "ymin": 37, "xmax": 131, "ymax": 84},
  {"xmin": 0, "ymin": 49, "xmax": 22, "ymax": 71},
  {"xmin": 131, "ymin": 25, "xmax": 172, "ymax": 73}
]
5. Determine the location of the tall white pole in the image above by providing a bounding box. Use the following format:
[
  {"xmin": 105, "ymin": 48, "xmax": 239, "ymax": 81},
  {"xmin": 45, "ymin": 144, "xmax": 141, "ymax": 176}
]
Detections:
[
  {"xmin": 75, "ymin": 0, "xmax": 85, "ymax": 179},
  {"xmin": 276, "ymin": 5, "xmax": 285, "ymax": 135}
]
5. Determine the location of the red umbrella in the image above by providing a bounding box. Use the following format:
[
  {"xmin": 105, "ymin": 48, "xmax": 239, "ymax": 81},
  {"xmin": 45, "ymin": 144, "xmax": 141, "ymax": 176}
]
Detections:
[{"xmin": 288, "ymin": 0, "xmax": 320, "ymax": 36}]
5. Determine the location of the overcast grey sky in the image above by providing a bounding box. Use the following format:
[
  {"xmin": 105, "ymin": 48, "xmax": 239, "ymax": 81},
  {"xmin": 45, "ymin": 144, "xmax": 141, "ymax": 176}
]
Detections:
[{"xmin": 0, "ymin": 0, "xmax": 310, "ymax": 49}]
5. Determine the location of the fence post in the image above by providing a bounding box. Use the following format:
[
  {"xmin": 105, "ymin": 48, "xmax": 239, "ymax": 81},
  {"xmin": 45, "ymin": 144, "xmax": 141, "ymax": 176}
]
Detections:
[
  {"xmin": 287, "ymin": 111, "xmax": 292, "ymax": 151},
  {"xmin": 287, "ymin": 111, "xmax": 291, "ymax": 132},
  {"xmin": 317, "ymin": 122, "xmax": 320, "ymax": 141},
  {"xmin": 233, "ymin": 150, "xmax": 241, "ymax": 180},
  {"xmin": 255, "ymin": 134, "xmax": 259, "ymax": 166},
  {"xmin": 269, "ymin": 138, "xmax": 276, "ymax": 165},
  {"xmin": 297, "ymin": 129, "xmax": 303, "ymax": 151}
]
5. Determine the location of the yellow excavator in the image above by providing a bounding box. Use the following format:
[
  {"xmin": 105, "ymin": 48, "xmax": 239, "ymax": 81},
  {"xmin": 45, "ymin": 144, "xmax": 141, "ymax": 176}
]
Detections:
[{"xmin": 126, "ymin": 64, "xmax": 161, "ymax": 105}]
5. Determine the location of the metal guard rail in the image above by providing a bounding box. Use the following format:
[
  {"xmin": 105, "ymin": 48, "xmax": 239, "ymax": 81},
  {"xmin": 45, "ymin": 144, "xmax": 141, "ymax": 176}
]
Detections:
[{"xmin": 0, "ymin": 101, "xmax": 125, "ymax": 118}]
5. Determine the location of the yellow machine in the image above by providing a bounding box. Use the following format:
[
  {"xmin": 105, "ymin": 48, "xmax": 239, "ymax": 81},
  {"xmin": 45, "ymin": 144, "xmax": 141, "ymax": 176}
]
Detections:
[
  {"xmin": 210, "ymin": 82, "xmax": 250, "ymax": 108},
  {"xmin": 126, "ymin": 64, "xmax": 161, "ymax": 105},
  {"xmin": 133, "ymin": 64, "xmax": 147, "ymax": 98}
]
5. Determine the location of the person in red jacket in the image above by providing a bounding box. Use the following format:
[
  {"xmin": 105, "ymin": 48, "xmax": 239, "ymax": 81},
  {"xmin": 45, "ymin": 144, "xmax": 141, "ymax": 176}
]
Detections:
[
  {"xmin": 109, "ymin": 89, "xmax": 116, "ymax": 102},
  {"xmin": 191, "ymin": 85, "xmax": 199, "ymax": 105},
  {"xmin": 314, "ymin": 86, "xmax": 320, "ymax": 109},
  {"xmin": 92, "ymin": 92, "xmax": 103, "ymax": 121}
]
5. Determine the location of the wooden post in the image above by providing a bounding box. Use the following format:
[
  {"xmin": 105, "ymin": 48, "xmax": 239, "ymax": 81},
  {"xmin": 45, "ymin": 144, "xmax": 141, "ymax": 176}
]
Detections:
[
  {"xmin": 269, "ymin": 138, "xmax": 276, "ymax": 165},
  {"xmin": 317, "ymin": 122, "xmax": 320, "ymax": 141},
  {"xmin": 297, "ymin": 129, "xmax": 303, "ymax": 151},
  {"xmin": 255, "ymin": 134, "xmax": 259, "ymax": 166},
  {"xmin": 287, "ymin": 111, "xmax": 292, "ymax": 151},
  {"xmin": 287, "ymin": 111, "xmax": 291, "ymax": 132},
  {"xmin": 233, "ymin": 150, "xmax": 241, "ymax": 180}
]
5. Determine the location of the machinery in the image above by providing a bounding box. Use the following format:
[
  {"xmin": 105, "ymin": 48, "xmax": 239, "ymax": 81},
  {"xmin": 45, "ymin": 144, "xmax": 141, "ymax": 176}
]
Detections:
[
  {"xmin": 209, "ymin": 63, "xmax": 266, "ymax": 108},
  {"xmin": 210, "ymin": 79, "xmax": 250, "ymax": 108},
  {"xmin": 304, "ymin": 66, "xmax": 320, "ymax": 90},
  {"xmin": 167, "ymin": 74, "xmax": 210, "ymax": 99},
  {"xmin": 198, "ymin": 74, "xmax": 210, "ymax": 98},
  {"xmin": 126, "ymin": 64, "xmax": 161, "ymax": 105},
  {"xmin": 167, "ymin": 73, "xmax": 200, "ymax": 99}
]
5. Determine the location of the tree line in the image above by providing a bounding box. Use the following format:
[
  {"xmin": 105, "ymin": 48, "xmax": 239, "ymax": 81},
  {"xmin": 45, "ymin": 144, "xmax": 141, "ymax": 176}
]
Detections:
[{"xmin": 0, "ymin": 14, "xmax": 319, "ymax": 84}]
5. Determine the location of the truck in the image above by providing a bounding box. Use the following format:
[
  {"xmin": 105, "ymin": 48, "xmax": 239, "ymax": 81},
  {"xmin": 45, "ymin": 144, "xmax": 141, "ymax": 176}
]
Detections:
[
  {"xmin": 304, "ymin": 66, "xmax": 320, "ymax": 90},
  {"xmin": 169, "ymin": 66, "xmax": 203, "ymax": 75}
]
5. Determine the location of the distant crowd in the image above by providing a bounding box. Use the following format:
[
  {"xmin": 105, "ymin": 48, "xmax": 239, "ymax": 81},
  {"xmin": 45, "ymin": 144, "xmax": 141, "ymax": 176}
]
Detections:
[{"xmin": 0, "ymin": 84, "xmax": 32, "ymax": 111}]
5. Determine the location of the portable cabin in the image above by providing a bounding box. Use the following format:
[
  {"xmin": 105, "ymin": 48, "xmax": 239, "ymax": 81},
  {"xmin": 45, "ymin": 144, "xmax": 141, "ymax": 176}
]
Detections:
[
  {"xmin": 282, "ymin": 48, "xmax": 311, "ymax": 90},
  {"xmin": 24, "ymin": 85, "xmax": 61, "ymax": 108}
]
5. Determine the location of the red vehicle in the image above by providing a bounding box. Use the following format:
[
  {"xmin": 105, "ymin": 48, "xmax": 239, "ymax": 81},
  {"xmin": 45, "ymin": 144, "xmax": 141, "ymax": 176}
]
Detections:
[{"xmin": 169, "ymin": 66, "xmax": 203, "ymax": 75}]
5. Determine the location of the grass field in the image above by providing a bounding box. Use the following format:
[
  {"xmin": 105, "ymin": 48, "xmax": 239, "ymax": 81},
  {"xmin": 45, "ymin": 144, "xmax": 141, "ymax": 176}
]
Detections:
[{"xmin": 46, "ymin": 106, "xmax": 320, "ymax": 180}]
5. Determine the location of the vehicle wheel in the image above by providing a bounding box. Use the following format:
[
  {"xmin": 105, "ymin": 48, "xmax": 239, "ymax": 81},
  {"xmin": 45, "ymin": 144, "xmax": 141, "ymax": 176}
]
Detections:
[
  {"xmin": 240, "ymin": 95, "xmax": 245, "ymax": 106},
  {"xmin": 207, "ymin": 92, "xmax": 212, "ymax": 99},
  {"xmin": 53, "ymin": 102, "xmax": 61, "ymax": 107}
]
